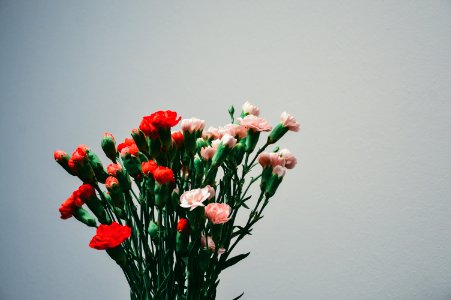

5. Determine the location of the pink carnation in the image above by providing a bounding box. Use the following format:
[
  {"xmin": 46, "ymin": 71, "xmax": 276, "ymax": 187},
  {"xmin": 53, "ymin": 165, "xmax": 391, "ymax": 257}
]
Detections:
[
  {"xmin": 181, "ymin": 118, "xmax": 206, "ymax": 133},
  {"xmin": 258, "ymin": 152, "xmax": 286, "ymax": 168},
  {"xmin": 272, "ymin": 165, "xmax": 286, "ymax": 177},
  {"xmin": 201, "ymin": 146, "xmax": 216, "ymax": 161},
  {"xmin": 238, "ymin": 115, "xmax": 272, "ymax": 132},
  {"xmin": 221, "ymin": 134, "xmax": 237, "ymax": 148},
  {"xmin": 205, "ymin": 203, "xmax": 231, "ymax": 224},
  {"xmin": 278, "ymin": 148, "xmax": 297, "ymax": 169},
  {"xmin": 202, "ymin": 127, "xmax": 221, "ymax": 140},
  {"xmin": 219, "ymin": 124, "xmax": 247, "ymax": 139},
  {"xmin": 179, "ymin": 186, "xmax": 213, "ymax": 210},
  {"xmin": 280, "ymin": 112, "xmax": 300, "ymax": 132},
  {"xmin": 242, "ymin": 101, "xmax": 260, "ymax": 116}
]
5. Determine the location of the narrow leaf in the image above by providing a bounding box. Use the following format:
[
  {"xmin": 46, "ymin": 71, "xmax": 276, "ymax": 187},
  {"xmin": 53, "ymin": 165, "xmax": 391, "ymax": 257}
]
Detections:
[
  {"xmin": 221, "ymin": 252, "xmax": 250, "ymax": 270},
  {"xmin": 232, "ymin": 292, "xmax": 245, "ymax": 300}
]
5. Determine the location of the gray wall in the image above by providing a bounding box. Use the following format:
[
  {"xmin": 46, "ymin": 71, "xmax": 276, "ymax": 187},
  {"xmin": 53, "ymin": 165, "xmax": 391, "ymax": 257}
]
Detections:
[{"xmin": 1, "ymin": 1, "xmax": 451, "ymax": 299}]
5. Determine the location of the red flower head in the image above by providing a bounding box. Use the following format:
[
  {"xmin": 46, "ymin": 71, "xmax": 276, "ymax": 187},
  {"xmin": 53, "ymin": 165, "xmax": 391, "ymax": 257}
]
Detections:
[
  {"xmin": 147, "ymin": 110, "xmax": 181, "ymax": 129},
  {"xmin": 54, "ymin": 150, "xmax": 68, "ymax": 161},
  {"xmin": 171, "ymin": 131, "xmax": 184, "ymax": 148},
  {"xmin": 103, "ymin": 132, "xmax": 116, "ymax": 143},
  {"xmin": 153, "ymin": 166, "xmax": 175, "ymax": 185},
  {"xmin": 139, "ymin": 116, "xmax": 159, "ymax": 139},
  {"xmin": 59, "ymin": 192, "xmax": 84, "ymax": 219},
  {"xmin": 117, "ymin": 138, "xmax": 135, "ymax": 153},
  {"xmin": 142, "ymin": 160, "xmax": 158, "ymax": 176},
  {"xmin": 59, "ymin": 195, "xmax": 76, "ymax": 219},
  {"xmin": 71, "ymin": 144, "xmax": 89, "ymax": 164},
  {"xmin": 177, "ymin": 218, "xmax": 190, "ymax": 235},
  {"xmin": 76, "ymin": 184, "xmax": 96, "ymax": 202},
  {"xmin": 89, "ymin": 222, "xmax": 132, "ymax": 250},
  {"xmin": 105, "ymin": 176, "xmax": 120, "ymax": 191},
  {"xmin": 107, "ymin": 163, "xmax": 123, "ymax": 176}
]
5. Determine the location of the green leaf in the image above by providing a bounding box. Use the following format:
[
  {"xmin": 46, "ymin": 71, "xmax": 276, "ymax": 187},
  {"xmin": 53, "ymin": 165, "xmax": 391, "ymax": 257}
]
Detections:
[
  {"xmin": 232, "ymin": 292, "xmax": 245, "ymax": 300},
  {"xmin": 221, "ymin": 252, "xmax": 250, "ymax": 270}
]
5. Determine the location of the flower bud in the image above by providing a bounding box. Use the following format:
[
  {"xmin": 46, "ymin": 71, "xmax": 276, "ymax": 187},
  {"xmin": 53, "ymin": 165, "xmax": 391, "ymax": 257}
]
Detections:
[
  {"xmin": 265, "ymin": 165, "xmax": 286, "ymax": 197},
  {"xmin": 268, "ymin": 112, "xmax": 300, "ymax": 144},
  {"xmin": 131, "ymin": 128, "xmax": 149, "ymax": 155},
  {"xmin": 211, "ymin": 134, "xmax": 237, "ymax": 166},
  {"xmin": 245, "ymin": 129, "xmax": 260, "ymax": 153},
  {"xmin": 196, "ymin": 138, "xmax": 207, "ymax": 151},
  {"xmin": 172, "ymin": 131, "xmax": 184, "ymax": 149},
  {"xmin": 73, "ymin": 206, "xmax": 97, "ymax": 227},
  {"xmin": 87, "ymin": 149, "xmax": 109, "ymax": 183},
  {"xmin": 241, "ymin": 101, "xmax": 260, "ymax": 117},
  {"xmin": 71, "ymin": 145, "xmax": 96, "ymax": 184},
  {"xmin": 147, "ymin": 221, "xmax": 159, "ymax": 239},
  {"xmin": 101, "ymin": 132, "xmax": 117, "ymax": 162},
  {"xmin": 54, "ymin": 150, "xmax": 77, "ymax": 176}
]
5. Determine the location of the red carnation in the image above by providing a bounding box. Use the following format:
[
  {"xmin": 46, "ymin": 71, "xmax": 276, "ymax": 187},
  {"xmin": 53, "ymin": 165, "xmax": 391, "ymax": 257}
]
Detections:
[
  {"xmin": 76, "ymin": 184, "xmax": 96, "ymax": 202},
  {"xmin": 142, "ymin": 160, "xmax": 158, "ymax": 176},
  {"xmin": 71, "ymin": 144, "xmax": 89, "ymax": 163},
  {"xmin": 54, "ymin": 150, "xmax": 68, "ymax": 161},
  {"xmin": 117, "ymin": 138, "xmax": 135, "ymax": 153},
  {"xmin": 107, "ymin": 163, "xmax": 122, "ymax": 176},
  {"xmin": 89, "ymin": 222, "xmax": 132, "ymax": 250},
  {"xmin": 153, "ymin": 166, "xmax": 175, "ymax": 184},
  {"xmin": 105, "ymin": 176, "xmax": 120, "ymax": 191},
  {"xmin": 59, "ymin": 193, "xmax": 83, "ymax": 219},
  {"xmin": 142, "ymin": 110, "xmax": 181, "ymax": 130},
  {"xmin": 171, "ymin": 131, "xmax": 184, "ymax": 148},
  {"xmin": 139, "ymin": 116, "xmax": 159, "ymax": 139},
  {"xmin": 177, "ymin": 218, "xmax": 190, "ymax": 235}
]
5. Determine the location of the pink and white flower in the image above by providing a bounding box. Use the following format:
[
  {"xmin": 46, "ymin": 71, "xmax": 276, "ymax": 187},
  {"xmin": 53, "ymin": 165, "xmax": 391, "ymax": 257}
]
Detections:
[
  {"xmin": 202, "ymin": 127, "xmax": 221, "ymax": 140},
  {"xmin": 181, "ymin": 118, "xmax": 206, "ymax": 133},
  {"xmin": 272, "ymin": 165, "xmax": 286, "ymax": 177},
  {"xmin": 242, "ymin": 101, "xmax": 260, "ymax": 116},
  {"xmin": 179, "ymin": 186, "xmax": 214, "ymax": 210},
  {"xmin": 205, "ymin": 203, "xmax": 231, "ymax": 224},
  {"xmin": 280, "ymin": 112, "xmax": 300, "ymax": 132},
  {"xmin": 221, "ymin": 134, "xmax": 237, "ymax": 148},
  {"xmin": 238, "ymin": 115, "xmax": 272, "ymax": 132},
  {"xmin": 258, "ymin": 152, "xmax": 286, "ymax": 168},
  {"xmin": 278, "ymin": 148, "xmax": 297, "ymax": 169}
]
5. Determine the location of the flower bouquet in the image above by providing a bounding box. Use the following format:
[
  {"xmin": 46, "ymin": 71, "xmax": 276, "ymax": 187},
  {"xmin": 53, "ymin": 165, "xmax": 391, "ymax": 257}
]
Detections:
[{"xmin": 54, "ymin": 102, "xmax": 299, "ymax": 299}]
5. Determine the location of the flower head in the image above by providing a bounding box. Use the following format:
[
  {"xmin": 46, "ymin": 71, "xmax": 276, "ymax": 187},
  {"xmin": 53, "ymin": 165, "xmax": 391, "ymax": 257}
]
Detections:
[
  {"xmin": 280, "ymin": 112, "xmax": 300, "ymax": 132},
  {"xmin": 59, "ymin": 194, "xmax": 79, "ymax": 219},
  {"xmin": 105, "ymin": 176, "xmax": 120, "ymax": 191},
  {"xmin": 141, "ymin": 160, "xmax": 158, "ymax": 176},
  {"xmin": 242, "ymin": 101, "xmax": 260, "ymax": 116},
  {"xmin": 278, "ymin": 148, "xmax": 297, "ymax": 169},
  {"xmin": 107, "ymin": 163, "xmax": 123, "ymax": 176},
  {"xmin": 76, "ymin": 184, "xmax": 96, "ymax": 202},
  {"xmin": 205, "ymin": 203, "xmax": 231, "ymax": 224},
  {"xmin": 238, "ymin": 115, "xmax": 272, "ymax": 132},
  {"xmin": 146, "ymin": 110, "xmax": 181, "ymax": 129},
  {"xmin": 171, "ymin": 131, "xmax": 184, "ymax": 148},
  {"xmin": 179, "ymin": 186, "xmax": 212, "ymax": 210},
  {"xmin": 258, "ymin": 152, "xmax": 286, "ymax": 168},
  {"xmin": 177, "ymin": 218, "xmax": 190, "ymax": 235},
  {"xmin": 181, "ymin": 118, "xmax": 205, "ymax": 133},
  {"xmin": 89, "ymin": 222, "xmax": 132, "ymax": 250},
  {"xmin": 153, "ymin": 166, "xmax": 175, "ymax": 184},
  {"xmin": 54, "ymin": 150, "xmax": 68, "ymax": 161}
]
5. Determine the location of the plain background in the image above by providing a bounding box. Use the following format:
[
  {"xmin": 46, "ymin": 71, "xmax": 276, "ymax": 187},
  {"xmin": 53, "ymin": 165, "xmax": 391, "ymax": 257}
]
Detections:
[{"xmin": 1, "ymin": 1, "xmax": 451, "ymax": 299}]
